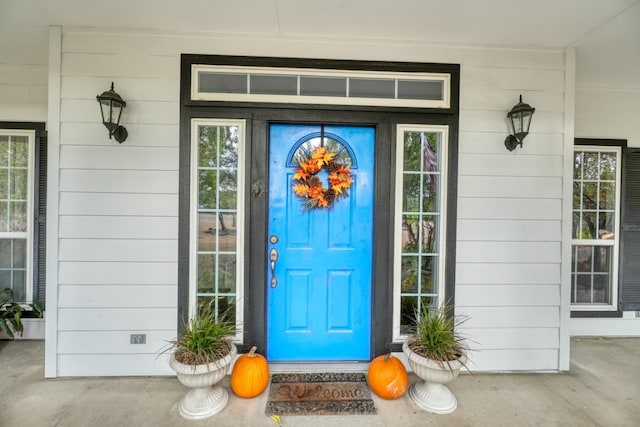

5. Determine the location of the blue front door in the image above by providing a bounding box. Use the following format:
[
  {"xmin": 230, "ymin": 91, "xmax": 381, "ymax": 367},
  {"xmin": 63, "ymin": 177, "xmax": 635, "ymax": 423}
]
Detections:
[{"xmin": 267, "ymin": 124, "xmax": 375, "ymax": 361}]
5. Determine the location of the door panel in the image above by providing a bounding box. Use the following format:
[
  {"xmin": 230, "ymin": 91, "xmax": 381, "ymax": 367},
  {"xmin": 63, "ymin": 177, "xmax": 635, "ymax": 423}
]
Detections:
[{"xmin": 267, "ymin": 124, "xmax": 374, "ymax": 361}]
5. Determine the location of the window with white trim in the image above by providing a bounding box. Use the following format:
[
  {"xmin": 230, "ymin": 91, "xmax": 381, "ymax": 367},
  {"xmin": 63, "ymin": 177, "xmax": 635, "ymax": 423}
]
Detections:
[
  {"xmin": 0, "ymin": 129, "xmax": 35, "ymax": 303},
  {"xmin": 571, "ymin": 147, "xmax": 621, "ymax": 310},
  {"xmin": 190, "ymin": 119, "xmax": 245, "ymax": 339},
  {"xmin": 393, "ymin": 125, "xmax": 448, "ymax": 340}
]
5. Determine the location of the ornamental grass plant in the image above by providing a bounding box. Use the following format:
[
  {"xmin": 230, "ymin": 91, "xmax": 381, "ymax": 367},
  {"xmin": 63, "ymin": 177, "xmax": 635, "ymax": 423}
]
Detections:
[
  {"xmin": 169, "ymin": 300, "xmax": 235, "ymax": 366},
  {"xmin": 407, "ymin": 303, "xmax": 471, "ymax": 372}
]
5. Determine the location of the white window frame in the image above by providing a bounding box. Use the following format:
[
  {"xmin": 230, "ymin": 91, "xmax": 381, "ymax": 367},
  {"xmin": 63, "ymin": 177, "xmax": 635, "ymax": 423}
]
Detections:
[
  {"xmin": 189, "ymin": 119, "xmax": 246, "ymax": 341},
  {"xmin": 191, "ymin": 65, "xmax": 451, "ymax": 109},
  {"xmin": 0, "ymin": 129, "xmax": 35, "ymax": 303},
  {"xmin": 571, "ymin": 146, "xmax": 622, "ymax": 312},
  {"xmin": 392, "ymin": 124, "xmax": 449, "ymax": 341}
]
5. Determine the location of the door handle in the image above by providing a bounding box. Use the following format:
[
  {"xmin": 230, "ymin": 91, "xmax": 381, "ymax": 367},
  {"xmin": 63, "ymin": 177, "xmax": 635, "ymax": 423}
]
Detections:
[{"xmin": 269, "ymin": 248, "xmax": 279, "ymax": 288}]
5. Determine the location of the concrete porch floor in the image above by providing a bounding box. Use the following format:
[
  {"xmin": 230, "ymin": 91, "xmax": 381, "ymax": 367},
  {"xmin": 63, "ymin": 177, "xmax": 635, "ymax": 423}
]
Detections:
[{"xmin": 1, "ymin": 338, "xmax": 639, "ymax": 426}]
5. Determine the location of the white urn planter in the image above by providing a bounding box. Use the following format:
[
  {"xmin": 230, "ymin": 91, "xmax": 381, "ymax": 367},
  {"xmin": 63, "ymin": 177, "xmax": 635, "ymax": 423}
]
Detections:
[
  {"xmin": 402, "ymin": 340, "xmax": 464, "ymax": 415},
  {"xmin": 169, "ymin": 343, "xmax": 237, "ymax": 420}
]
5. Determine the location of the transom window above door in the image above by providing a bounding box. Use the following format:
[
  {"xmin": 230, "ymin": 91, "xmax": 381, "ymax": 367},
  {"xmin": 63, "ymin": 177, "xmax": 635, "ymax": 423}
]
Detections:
[{"xmin": 191, "ymin": 65, "xmax": 451, "ymax": 108}]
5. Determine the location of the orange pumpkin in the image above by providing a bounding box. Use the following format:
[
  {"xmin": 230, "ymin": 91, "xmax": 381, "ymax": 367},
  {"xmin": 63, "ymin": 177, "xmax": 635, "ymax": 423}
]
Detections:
[
  {"xmin": 231, "ymin": 346, "xmax": 270, "ymax": 398},
  {"xmin": 367, "ymin": 354, "xmax": 408, "ymax": 399}
]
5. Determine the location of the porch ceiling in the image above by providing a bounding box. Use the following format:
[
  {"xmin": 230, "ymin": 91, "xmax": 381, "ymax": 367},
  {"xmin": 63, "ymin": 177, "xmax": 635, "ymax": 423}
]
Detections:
[{"xmin": 1, "ymin": 0, "xmax": 639, "ymax": 87}]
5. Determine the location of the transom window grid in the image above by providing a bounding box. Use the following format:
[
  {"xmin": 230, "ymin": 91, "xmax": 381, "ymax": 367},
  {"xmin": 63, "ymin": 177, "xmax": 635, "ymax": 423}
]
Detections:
[
  {"xmin": 393, "ymin": 125, "xmax": 448, "ymax": 340},
  {"xmin": 192, "ymin": 65, "xmax": 451, "ymax": 109},
  {"xmin": 571, "ymin": 148, "xmax": 621, "ymax": 310},
  {"xmin": 190, "ymin": 119, "xmax": 245, "ymax": 340},
  {"xmin": 0, "ymin": 131, "xmax": 34, "ymax": 303}
]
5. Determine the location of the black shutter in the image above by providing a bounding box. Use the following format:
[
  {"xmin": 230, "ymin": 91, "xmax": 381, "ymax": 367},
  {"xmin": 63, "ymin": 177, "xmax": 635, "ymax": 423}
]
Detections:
[
  {"xmin": 620, "ymin": 148, "xmax": 640, "ymax": 310},
  {"xmin": 33, "ymin": 130, "xmax": 47, "ymax": 308}
]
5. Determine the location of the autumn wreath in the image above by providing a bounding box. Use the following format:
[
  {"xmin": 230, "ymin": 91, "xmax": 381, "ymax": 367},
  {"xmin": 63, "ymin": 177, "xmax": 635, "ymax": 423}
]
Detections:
[{"xmin": 292, "ymin": 146, "xmax": 353, "ymax": 209}]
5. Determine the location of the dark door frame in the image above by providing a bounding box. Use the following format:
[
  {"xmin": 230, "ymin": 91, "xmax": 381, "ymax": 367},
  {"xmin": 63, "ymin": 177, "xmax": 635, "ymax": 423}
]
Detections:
[{"xmin": 179, "ymin": 55, "xmax": 460, "ymax": 357}]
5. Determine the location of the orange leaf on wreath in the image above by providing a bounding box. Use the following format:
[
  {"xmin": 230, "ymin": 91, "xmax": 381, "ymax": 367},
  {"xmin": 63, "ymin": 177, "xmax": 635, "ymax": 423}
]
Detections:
[
  {"xmin": 308, "ymin": 185, "xmax": 324, "ymax": 199},
  {"xmin": 316, "ymin": 197, "xmax": 329, "ymax": 207},
  {"xmin": 292, "ymin": 168, "xmax": 308, "ymax": 181},
  {"xmin": 293, "ymin": 183, "xmax": 309, "ymax": 196}
]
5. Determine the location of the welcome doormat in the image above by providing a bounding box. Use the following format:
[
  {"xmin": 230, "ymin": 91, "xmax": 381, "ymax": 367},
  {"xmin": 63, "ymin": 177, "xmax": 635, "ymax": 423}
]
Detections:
[{"xmin": 265, "ymin": 372, "xmax": 376, "ymax": 416}]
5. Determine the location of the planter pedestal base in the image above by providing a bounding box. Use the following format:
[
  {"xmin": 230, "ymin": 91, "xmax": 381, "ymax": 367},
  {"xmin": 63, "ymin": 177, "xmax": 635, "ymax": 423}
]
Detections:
[
  {"xmin": 408, "ymin": 381, "xmax": 457, "ymax": 415},
  {"xmin": 178, "ymin": 385, "xmax": 229, "ymax": 420}
]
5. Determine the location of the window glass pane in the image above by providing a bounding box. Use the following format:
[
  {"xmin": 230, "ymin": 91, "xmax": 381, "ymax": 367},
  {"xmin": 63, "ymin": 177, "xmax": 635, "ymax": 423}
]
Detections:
[
  {"xmin": 349, "ymin": 78, "xmax": 394, "ymax": 98},
  {"xmin": 199, "ymin": 72, "xmax": 247, "ymax": 94},
  {"xmin": 573, "ymin": 152, "xmax": 583, "ymax": 179},
  {"xmin": 599, "ymin": 152, "xmax": 617, "ymax": 180},
  {"xmin": 598, "ymin": 211, "xmax": 615, "ymax": 240},
  {"xmin": 422, "ymin": 175, "xmax": 437, "ymax": 212},
  {"xmin": 581, "ymin": 182, "xmax": 597, "ymax": 209},
  {"xmin": 197, "ymin": 254, "xmax": 216, "ymax": 294},
  {"xmin": 421, "ymin": 216, "xmax": 438, "ymax": 253},
  {"xmin": 218, "ymin": 170, "xmax": 237, "ymax": 210},
  {"xmin": 572, "ymin": 274, "xmax": 592, "ymax": 304},
  {"xmin": 11, "ymin": 136, "xmax": 29, "ymax": 167},
  {"xmin": 592, "ymin": 274, "xmax": 610, "ymax": 304},
  {"xmin": 401, "ymin": 215, "xmax": 419, "ymax": 254},
  {"xmin": 0, "ymin": 170, "xmax": 6, "ymax": 200},
  {"xmin": 250, "ymin": 74, "xmax": 297, "ymax": 95},
  {"xmin": 400, "ymin": 295, "xmax": 417, "ymax": 334},
  {"xmin": 198, "ymin": 170, "xmax": 217, "ymax": 209},
  {"xmin": 402, "ymin": 174, "xmax": 420, "ymax": 212},
  {"xmin": 403, "ymin": 133, "xmax": 421, "ymax": 171},
  {"xmin": 0, "ymin": 239, "xmax": 10, "ymax": 267},
  {"xmin": 420, "ymin": 256, "xmax": 437, "ymax": 293},
  {"xmin": 13, "ymin": 238, "xmax": 25, "ymax": 268},
  {"xmin": 0, "ymin": 136, "xmax": 8, "ymax": 167},
  {"xmin": 217, "ymin": 213, "xmax": 237, "ymax": 252},
  {"xmin": 401, "ymin": 256, "xmax": 418, "ymax": 293},
  {"xmin": 9, "ymin": 201, "xmax": 26, "ymax": 232},
  {"xmin": 218, "ymin": 254, "xmax": 236, "ymax": 293},
  {"xmin": 10, "ymin": 169, "xmax": 27, "ymax": 200},
  {"xmin": 579, "ymin": 212, "xmax": 596, "ymax": 239},
  {"xmin": 599, "ymin": 182, "xmax": 615, "ymax": 209},
  {"xmin": 581, "ymin": 152, "xmax": 599, "ymax": 180},
  {"xmin": 0, "ymin": 203, "xmax": 7, "ymax": 231},
  {"xmin": 12, "ymin": 270, "xmax": 25, "ymax": 301},
  {"xmin": 197, "ymin": 212, "xmax": 218, "ymax": 252},
  {"xmin": 300, "ymin": 76, "xmax": 346, "ymax": 97},
  {"xmin": 397, "ymin": 80, "xmax": 443, "ymax": 100}
]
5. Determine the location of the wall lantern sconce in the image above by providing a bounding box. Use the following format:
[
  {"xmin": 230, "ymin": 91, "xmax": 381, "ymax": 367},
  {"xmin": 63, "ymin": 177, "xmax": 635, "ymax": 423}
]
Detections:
[
  {"xmin": 504, "ymin": 95, "xmax": 535, "ymax": 151},
  {"xmin": 96, "ymin": 82, "xmax": 128, "ymax": 143}
]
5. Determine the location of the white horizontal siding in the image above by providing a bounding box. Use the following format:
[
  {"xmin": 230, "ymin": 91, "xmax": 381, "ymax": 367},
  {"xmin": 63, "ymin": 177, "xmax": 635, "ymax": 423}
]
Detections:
[
  {"xmin": 461, "ymin": 307, "xmax": 559, "ymax": 329},
  {"xmin": 61, "ymin": 122, "xmax": 179, "ymax": 147},
  {"xmin": 457, "ymin": 242, "xmax": 560, "ymax": 264},
  {"xmin": 58, "ymin": 331, "xmax": 175, "ymax": 354},
  {"xmin": 465, "ymin": 327, "xmax": 559, "ymax": 350},
  {"xmin": 59, "ymin": 216, "xmax": 177, "ymax": 239},
  {"xmin": 58, "ymin": 308, "xmax": 176, "ymax": 331},
  {"xmin": 458, "ymin": 176, "xmax": 562, "ymax": 199},
  {"xmin": 59, "ymin": 239, "xmax": 177, "ymax": 262},
  {"xmin": 60, "ymin": 170, "xmax": 179, "ymax": 193},
  {"xmin": 458, "ymin": 198, "xmax": 561, "ymax": 220},
  {"xmin": 457, "ymin": 263, "xmax": 560, "ymax": 285},
  {"xmin": 468, "ymin": 349, "xmax": 559, "ymax": 372},
  {"xmin": 59, "ymin": 285, "xmax": 176, "ymax": 308},
  {"xmin": 59, "ymin": 262, "xmax": 176, "ymax": 285},
  {"xmin": 459, "ymin": 132, "xmax": 564, "ymax": 155},
  {"xmin": 59, "ymin": 193, "xmax": 177, "ymax": 216},
  {"xmin": 58, "ymin": 354, "xmax": 173, "ymax": 377},
  {"xmin": 456, "ymin": 285, "xmax": 559, "ymax": 307},
  {"xmin": 457, "ymin": 219, "xmax": 560, "ymax": 241},
  {"xmin": 59, "ymin": 146, "xmax": 178, "ymax": 170}
]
